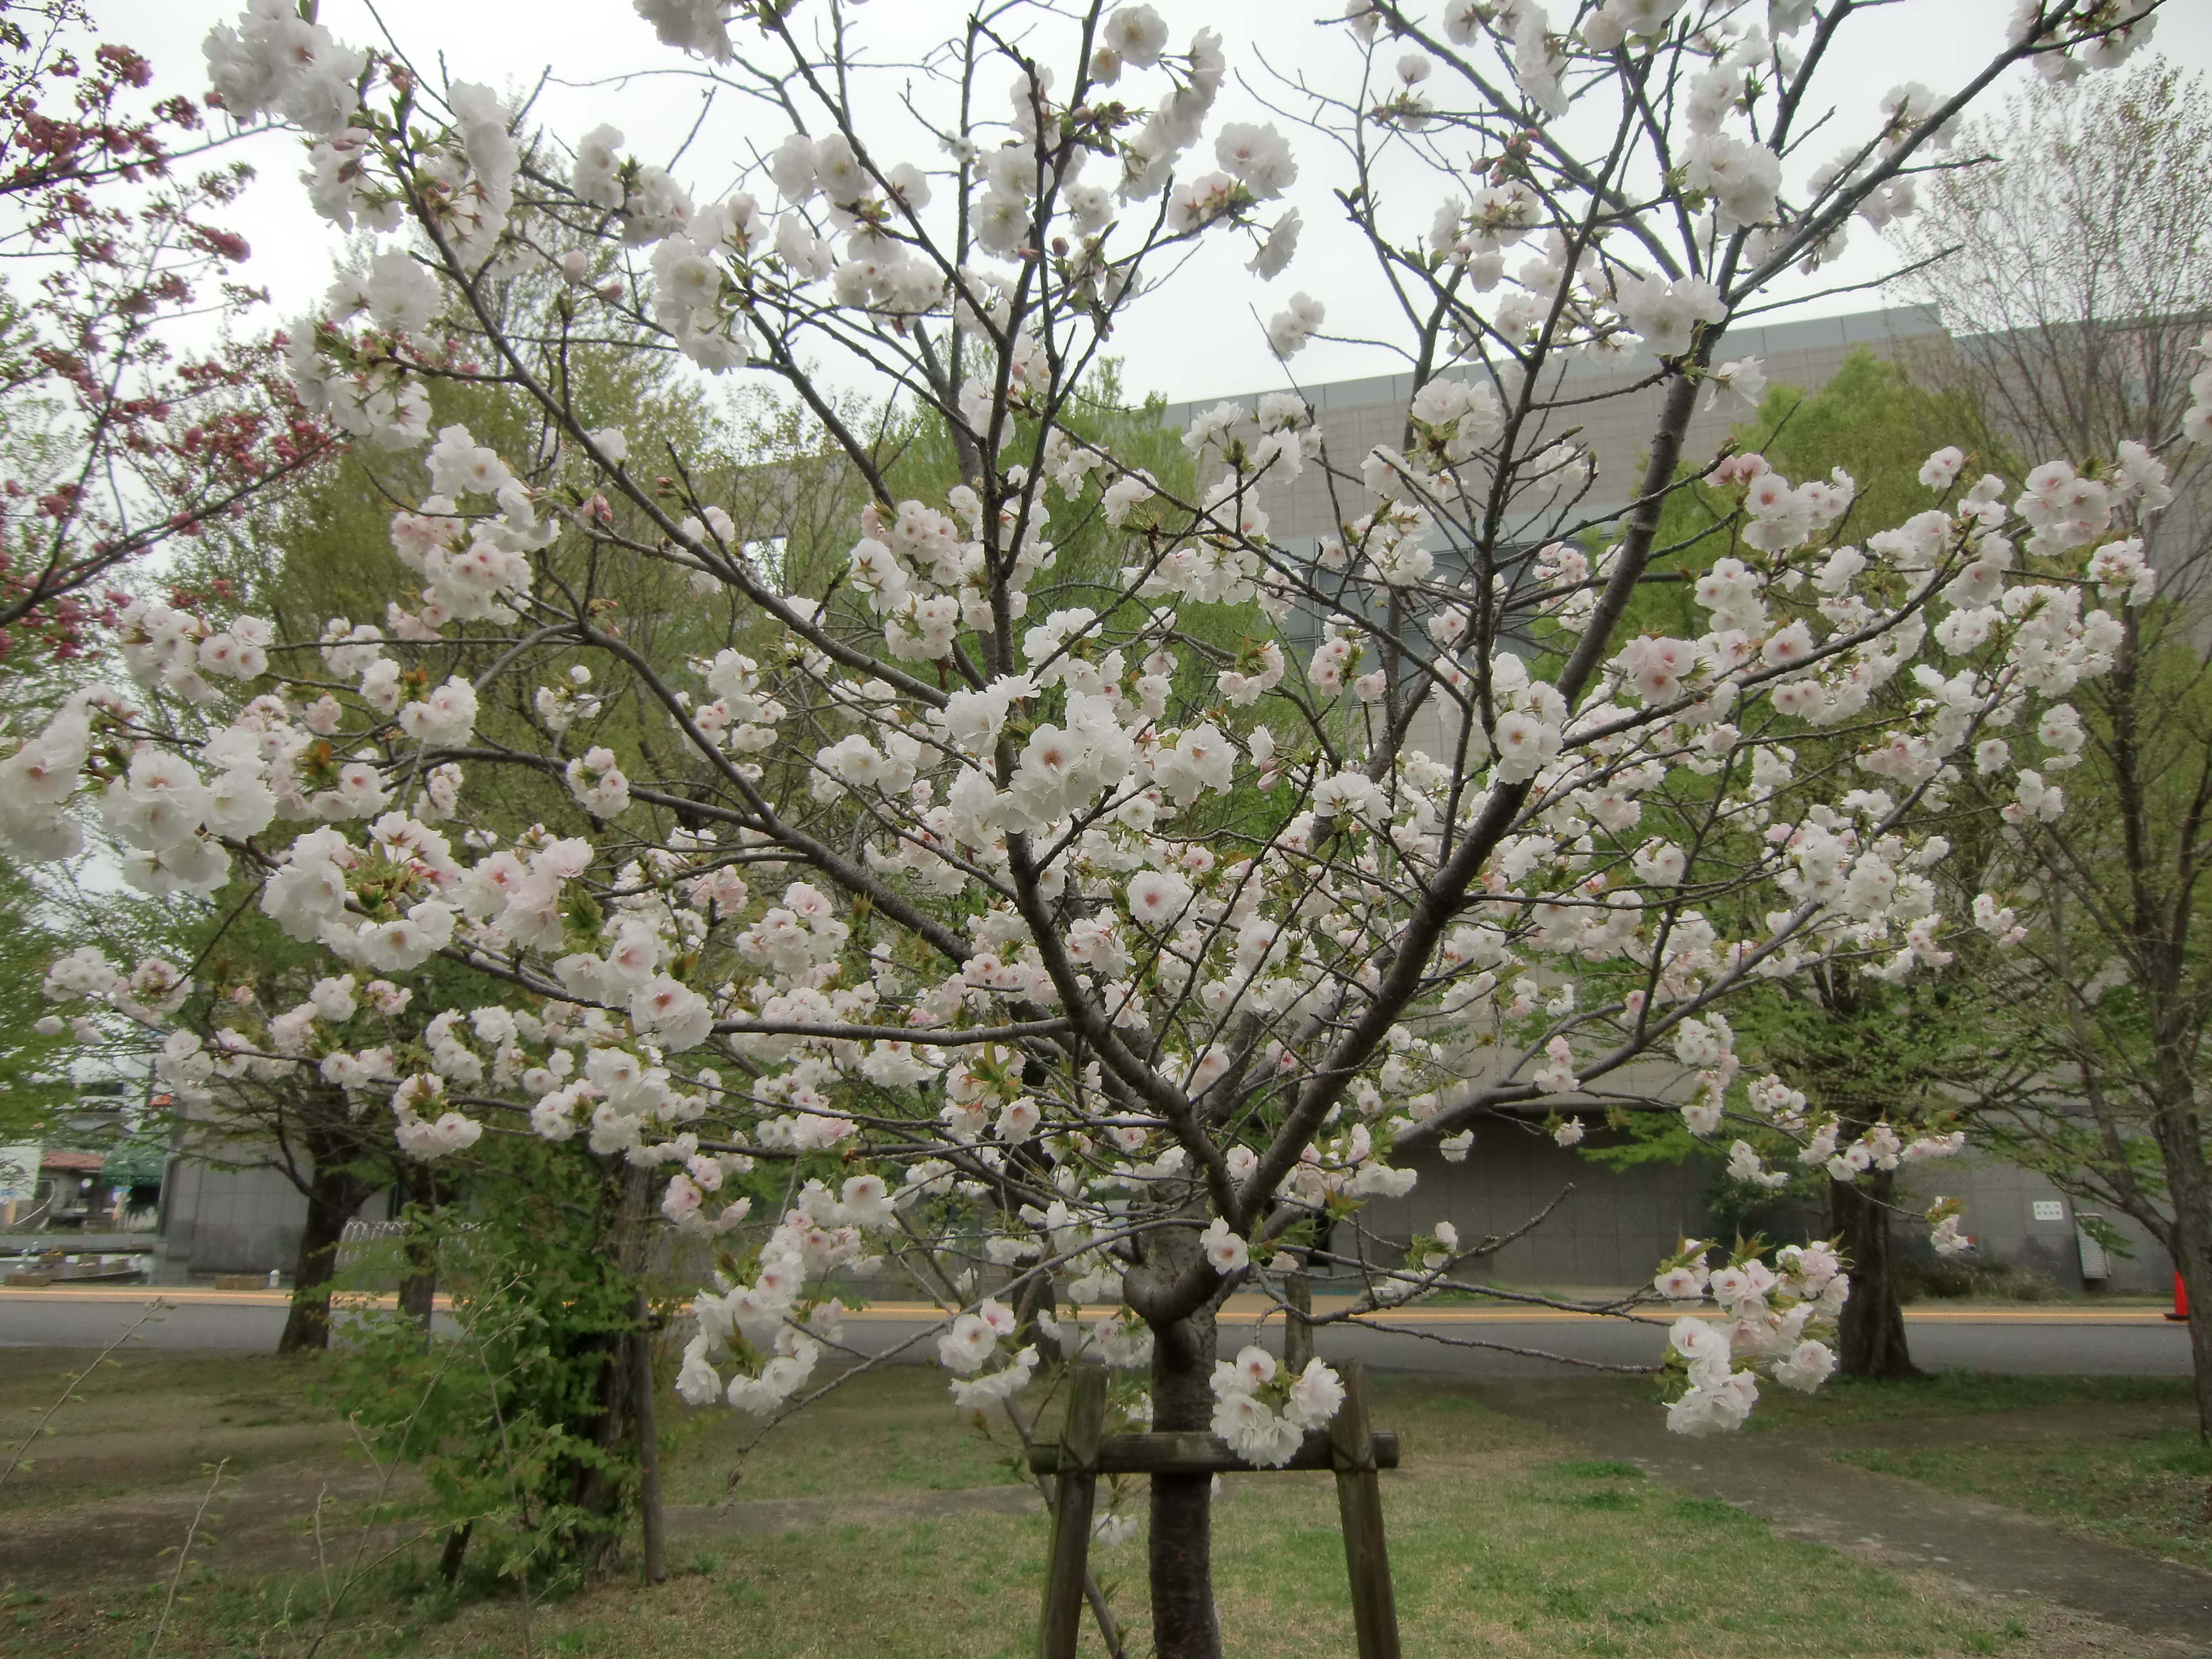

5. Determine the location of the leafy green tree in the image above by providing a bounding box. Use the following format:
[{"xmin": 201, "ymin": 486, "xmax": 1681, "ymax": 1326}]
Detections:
[
  {"xmin": 0, "ymin": 860, "xmax": 74, "ymax": 1143},
  {"xmin": 1584, "ymin": 349, "xmax": 2016, "ymax": 1378},
  {"xmin": 1887, "ymin": 56, "xmax": 2212, "ymax": 1436},
  {"xmin": 321, "ymin": 1138, "xmax": 669, "ymax": 1587}
]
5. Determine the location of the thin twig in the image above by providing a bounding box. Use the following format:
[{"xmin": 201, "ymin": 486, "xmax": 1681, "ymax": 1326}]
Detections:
[
  {"xmin": 311, "ymin": 1483, "xmax": 331, "ymax": 1610},
  {"xmin": 0, "ymin": 1298, "xmax": 169, "ymax": 1493},
  {"xmin": 145, "ymin": 1457, "xmax": 227, "ymax": 1659},
  {"xmin": 298, "ymin": 1330, "xmax": 478, "ymax": 1659}
]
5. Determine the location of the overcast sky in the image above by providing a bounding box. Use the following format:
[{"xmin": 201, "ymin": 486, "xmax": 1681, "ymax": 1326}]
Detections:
[{"xmin": 102, "ymin": 1, "xmax": 2212, "ymax": 406}]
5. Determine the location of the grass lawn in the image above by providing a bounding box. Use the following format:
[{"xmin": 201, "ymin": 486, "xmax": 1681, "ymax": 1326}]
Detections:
[
  {"xmin": 1, "ymin": 1357, "xmax": 2038, "ymax": 1659},
  {"xmin": 1832, "ymin": 1431, "xmax": 2212, "ymax": 1573},
  {"xmin": 1736, "ymin": 1371, "xmax": 2198, "ymax": 1433},
  {"xmin": 1698, "ymin": 1369, "xmax": 2210, "ymax": 1579},
  {"xmin": 662, "ymin": 1361, "xmax": 1039, "ymax": 1504}
]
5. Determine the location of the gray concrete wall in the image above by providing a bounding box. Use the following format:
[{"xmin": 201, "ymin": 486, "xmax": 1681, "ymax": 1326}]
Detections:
[
  {"xmin": 1323, "ymin": 1122, "xmax": 2173, "ymax": 1298},
  {"xmin": 1896, "ymin": 1150, "xmax": 2175, "ymax": 1296},
  {"xmin": 1160, "ymin": 304, "xmax": 1949, "ymax": 536},
  {"xmin": 1332, "ymin": 1123, "xmax": 1721, "ymax": 1290},
  {"xmin": 152, "ymin": 1131, "xmax": 2174, "ymax": 1296},
  {"xmin": 158, "ymin": 1156, "xmax": 390, "ymax": 1277}
]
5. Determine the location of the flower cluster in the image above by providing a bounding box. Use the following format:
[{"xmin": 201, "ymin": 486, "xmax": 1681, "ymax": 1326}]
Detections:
[
  {"xmin": 1208, "ymin": 1345, "xmax": 1346, "ymax": 1467},
  {"xmin": 932, "ymin": 1297, "xmax": 1044, "ymax": 1410},
  {"xmin": 680, "ymin": 1177, "xmax": 898, "ymax": 1413},
  {"xmin": 1655, "ymin": 1241, "xmax": 1845, "ymax": 1435}
]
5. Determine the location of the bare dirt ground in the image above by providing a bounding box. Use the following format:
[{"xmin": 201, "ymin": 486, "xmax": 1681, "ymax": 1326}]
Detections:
[{"xmin": 0, "ymin": 1349, "xmax": 400, "ymax": 1586}]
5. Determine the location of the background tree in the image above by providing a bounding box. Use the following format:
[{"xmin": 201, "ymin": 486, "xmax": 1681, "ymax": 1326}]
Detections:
[
  {"xmin": 0, "ymin": 860, "xmax": 80, "ymax": 1143},
  {"xmin": 1891, "ymin": 55, "xmax": 2211, "ymax": 551},
  {"xmin": 0, "ymin": 0, "xmax": 335, "ymax": 664},
  {"xmin": 1585, "ymin": 351, "xmax": 2010, "ymax": 1380},
  {"xmin": 1889, "ymin": 55, "xmax": 2212, "ymax": 1434},
  {"xmin": 1964, "ymin": 606, "xmax": 2212, "ymax": 1437},
  {"xmin": 0, "ymin": 0, "xmax": 343, "ymax": 1183}
]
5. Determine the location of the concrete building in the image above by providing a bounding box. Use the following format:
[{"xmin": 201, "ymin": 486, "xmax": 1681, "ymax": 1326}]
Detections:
[
  {"xmin": 1161, "ymin": 303, "xmax": 1949, "ymax": 534},
  {"xmin": 156, "ymin": 1159, "xmax": 334, "ymax": 1279},
  {"xmin": 1349, "ymin": 1138, "xmax": 2174, "ymax": 1296}
]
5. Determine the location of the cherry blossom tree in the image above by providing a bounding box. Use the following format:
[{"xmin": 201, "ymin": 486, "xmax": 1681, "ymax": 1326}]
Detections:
[
  {"xmin": 0, "ymin": 0, "xmax": 335, "ymax": 665},
  {"xmin": 1955, "ymin": 346, "xmax": 2212, "ymax": 1436},
  {"xmin": 1959, "ymin": 608, "xmax": 2212, "ymax": 1437},
  {"xmin": 8, "ymin": 1, "xmax": 2187, "ymax": 1649}
]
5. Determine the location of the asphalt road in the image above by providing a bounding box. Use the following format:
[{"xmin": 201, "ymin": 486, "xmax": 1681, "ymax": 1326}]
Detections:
[{"xmin": 2, "ymin": 1287, "xmax": 2193, "ymax": 1376}]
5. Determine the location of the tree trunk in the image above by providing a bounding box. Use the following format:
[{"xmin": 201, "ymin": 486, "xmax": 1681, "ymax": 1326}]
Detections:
[
  {"xmin": 278, "ymin": 1159, "xmax": 364, "ymax": 1355},
  {"xmin": 1147, "ymin": 1302, "xmax": 1222, "ymax": 1659},
  {"xmin": 1831, "ymin": 1167, "xmax": 1921, "ymax": 1380},
  {"xmin": 439, "ymin": 1521, "xmax": 472, "ymax": 1586},
  {"xmin": 2143, "ymin": 1086, "xmax": 2212, "ymax": 1441},
  {"xmin": 398, "ymin": 1175, "xmax": 440, "ymax": 1335},
  {"xmin": 1014, "ymin": 1262, "xmax": 1061, "ymax": 1360},
  {"xmin": 633, "ymin": 1291, "xmax": 667, "ymax": 1583},
  {"xmin": 1283, "ymin": 1260, "xmax": 1314, "ymax": 1374},
  {"xmin": 573, "ymin": 1161, "xmax": 651, "ymax": 1575},
  {"xmin": 398, "ymin": 1240, "xmax": 437, "ymax": 1329},
  {"xmin": 2178, "ymin": 1230, "xmax": 2212, "ymax": 1445},
  {"xmin": 571, "ymin": 1316, "xmax": 634, "ymax": 1573}
]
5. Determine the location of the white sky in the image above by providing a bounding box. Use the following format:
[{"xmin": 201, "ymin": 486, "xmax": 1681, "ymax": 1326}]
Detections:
[{"xmin": 100, "ymin": 1, "xmax": 2212, "ymax": 406}]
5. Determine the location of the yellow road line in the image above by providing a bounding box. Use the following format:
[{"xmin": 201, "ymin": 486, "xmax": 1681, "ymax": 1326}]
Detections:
[{"xmin": 0, "ymin": 1287, "xmax": 453, "ymax": 1310}]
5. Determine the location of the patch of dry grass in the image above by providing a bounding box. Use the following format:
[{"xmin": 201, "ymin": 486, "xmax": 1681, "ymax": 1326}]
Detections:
[{"xmin": 0, "ymin": 1347, "xmax": 338, "ymax": 1515}]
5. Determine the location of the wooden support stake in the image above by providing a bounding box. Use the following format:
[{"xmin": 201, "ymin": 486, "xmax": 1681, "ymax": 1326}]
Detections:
[
  {"xmin": 1037, "ymin": 1363, "xmax": 1108, "ymax": 1659},
  {"xmin": 1329, "ymin": 1361, "xmax": 1400, "ymax": 1659},
  {"xmin": 1285, "ymin": 1255, "xmax": 1315, "ymax": 1373}
]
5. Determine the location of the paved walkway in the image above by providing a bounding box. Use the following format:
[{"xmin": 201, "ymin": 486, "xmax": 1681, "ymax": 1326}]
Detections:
[{"xmin": 1480, "ymin": 1379, "xmax": 2212, "ymax": 1653}]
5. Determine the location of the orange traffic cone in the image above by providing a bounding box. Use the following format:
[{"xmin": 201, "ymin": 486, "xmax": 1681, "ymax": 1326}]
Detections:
[{"xmin": 2169, "ymin": 1271, "xmax": 2189, "ymax": 1322}]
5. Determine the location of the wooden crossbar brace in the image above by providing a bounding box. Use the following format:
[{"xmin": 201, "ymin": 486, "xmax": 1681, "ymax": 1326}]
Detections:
[
  {"xmin": 1029, "ymin": 1428, "xmax": 1401, "ymax": 1476},
  {"xmin": 1033, "ymin": 1360, "xmax": 1401, "ymax": 1659}
]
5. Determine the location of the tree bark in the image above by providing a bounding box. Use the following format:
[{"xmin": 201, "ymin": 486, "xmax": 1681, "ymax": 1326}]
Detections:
[
  {"xmin": 573, "ymin": 1161, "xmax": 654, "ymax": 1577},
  {"xmin": 633, "ymin": 1289, "xmax": 667, "ymax": 1583},
  {"xmin": 571, "ymin": 1173, "xmax": 639, "ymax": 1572},
  {"xmin": 2144, "ymin": 1084, "xmax": 2212, "ymax": 1441},
  {"xmin": 439, "ymin": 1520, "xmax": 472, "ymax": 1587},
  {"xmin": 572, "ymin": 1315, "xmax": 633, "ymax": 1573},
  {"xmin": 398, "ymin": 1171, "xmax": 441, "ymax": 1334},
  {"xmin": 1831, "ymin": 1167, "xmax": 1921, "ymax": 1380},
  {"xmin": 1147, "ymin": 1302, "xmax": 1222, "ymax": 1659},
  {"xmin": 1014, "ymin": 1261, "xmax": 1060, "ymax": 1360},
  {"xmin": 2176, "ymin": 1228, "xmax": 2212, "ymax": 1444},
  {"xmin": 278, "ymin": 1157, "xmax": 365, "ymax": 1355}
]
